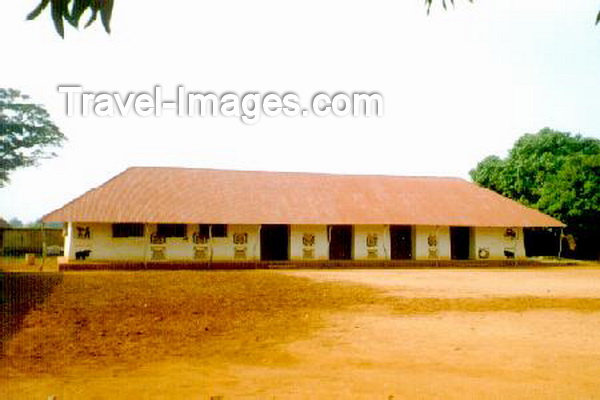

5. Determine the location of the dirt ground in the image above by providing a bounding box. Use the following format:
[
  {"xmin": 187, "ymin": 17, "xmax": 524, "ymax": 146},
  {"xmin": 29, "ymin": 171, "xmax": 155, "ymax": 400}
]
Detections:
[
  {"xmin": 2, "ymin": 267, "xmax": 600, "ymax": 399},
  {"xmin": 0, "ymin": 256, "xmax": 59, "ymax": 273}
]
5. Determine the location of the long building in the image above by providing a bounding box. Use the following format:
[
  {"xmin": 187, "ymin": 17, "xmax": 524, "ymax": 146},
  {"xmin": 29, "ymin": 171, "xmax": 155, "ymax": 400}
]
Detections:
[{"xmin": 43, "ymin": 167, "xmax": 563, "ymax": 266}]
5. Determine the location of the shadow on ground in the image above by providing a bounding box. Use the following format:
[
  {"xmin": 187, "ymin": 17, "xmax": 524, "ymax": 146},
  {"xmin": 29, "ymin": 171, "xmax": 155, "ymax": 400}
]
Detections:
[{"xmin": 0, "ymin": 272, "xmax": 63, "ymax": 352}]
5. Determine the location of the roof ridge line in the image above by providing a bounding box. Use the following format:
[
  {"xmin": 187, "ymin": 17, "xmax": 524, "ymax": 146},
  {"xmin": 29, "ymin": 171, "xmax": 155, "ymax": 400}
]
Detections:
[{"xmin": 125, "ymin": 166, "xmax": 467, "ymax": 180}]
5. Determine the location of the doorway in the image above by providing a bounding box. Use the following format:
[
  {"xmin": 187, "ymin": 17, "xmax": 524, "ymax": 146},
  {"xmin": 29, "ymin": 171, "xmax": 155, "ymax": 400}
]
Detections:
[
  {"xmin": 390, "ymin": 225, "xmax": 412, "ymax": 260},
  {"xmin": 450, "ymin": 226, "xmax": 471, "ymax": 260},
  {"xmin": 329, "ymin": 225, "xmax": 353, "ymax": 260},
  {"xmin": 260, "ymin": 225, "xmax": 289, "ymax": 261}
]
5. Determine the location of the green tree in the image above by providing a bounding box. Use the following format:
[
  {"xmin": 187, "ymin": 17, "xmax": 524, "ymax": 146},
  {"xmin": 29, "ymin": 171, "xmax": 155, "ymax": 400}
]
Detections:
[
  {"xmin": 470, "ymin": 128, "xmax": 600, "ymax": 259},
  {"xmin": 0, "ymin": 88, "xmax": 66, "ymax": 186},
  {"xmin": 538, "ymin": 154, "xmax": 600, "ymax": 230},
  {"xmin": 8, "ymin": 217, "xmax": 23, "ymax": 228}
]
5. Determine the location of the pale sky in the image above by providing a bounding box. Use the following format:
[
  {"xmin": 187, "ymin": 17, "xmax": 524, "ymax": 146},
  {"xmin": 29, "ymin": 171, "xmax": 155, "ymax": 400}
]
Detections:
[{"xmin": 1, "ymin": 0, "xmax": 599, "ymax": 223}]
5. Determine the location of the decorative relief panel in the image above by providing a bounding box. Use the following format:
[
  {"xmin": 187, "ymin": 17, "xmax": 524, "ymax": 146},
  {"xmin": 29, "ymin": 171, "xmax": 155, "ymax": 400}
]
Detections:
[
  {"xmin": 151, "ymin": 246, "xmax": 166, "ymax": 260},
  {"xmin": 192, "ymin": 232, "xmax": 208, "ymax": 244},
  {"xmin": 504, "ymin": 228, "xmax": 517, "ymax": 258},
  {"xmin": 150, "ymin": 233, "xmax": 166, "ymax": 244},
  {"xmin": 194, "ymin": 246, "xmax": 209, "ymax": 260},
  {"xmin": 233, "ymin": 233, "xmax": 248, "ymax": 245},
  {"xmin": 427, "ymin": 234, "xmax": 438, "ymax": 258},
  {"xmin": 234, "ymin": 246, "xmax": 247, "ymax": 260},
  {"xmin": 504, "ymin": 228, "xmax": 517, "ymax": 239},
  {"xmin": 478, "ymin": 247, "xmax": 490, "ymax": 259},
  {"xmin": 303, "ymin": 248, "xmax": 315, "ymax": 259},
  {"xmin": 302, "ymin": 233, "xmax": 315, "ymax": 247},
  {"xmin": 302, "ymin": 233, "xmax": 316, "ymax": 259},
  {"xmin": 76, "ymin": 226, "xmax": 91, "ymax": 239},
  {"xmin": 366, "ymin": 233, "xmax": 378, "ymax": 248}
]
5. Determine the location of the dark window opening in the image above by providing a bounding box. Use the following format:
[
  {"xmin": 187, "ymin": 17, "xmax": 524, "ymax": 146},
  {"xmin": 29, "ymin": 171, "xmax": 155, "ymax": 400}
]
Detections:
[
  {"xmin": 211, "ymin": 224, "xmax": 227, "ymax": 237},
  {"xmin": 196, "ymin": 224, "xmax": 227, "ymax": 239},
  {"xmin": 198, "ymin": 224, "xmax": 211, "ymax": 240},
  {"xmin": 112, "ymin": 223, "xmax": 144, "ymax": 238},
  {"xmin": 157, "ymin": 223, "xmax": 187, "ymax": 238}
]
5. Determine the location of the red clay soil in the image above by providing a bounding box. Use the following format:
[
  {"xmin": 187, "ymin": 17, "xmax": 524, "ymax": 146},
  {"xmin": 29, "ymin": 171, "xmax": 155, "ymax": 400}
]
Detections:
[{"xmin": 2, "ymin": 268, "xmax": 600, "ymax": 399}]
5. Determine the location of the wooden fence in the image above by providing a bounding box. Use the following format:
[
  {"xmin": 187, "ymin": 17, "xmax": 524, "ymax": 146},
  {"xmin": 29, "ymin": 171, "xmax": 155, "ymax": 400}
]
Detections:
[{"xmin": 0, "ymin": 228, "xmax": 63, "ymax": 256}]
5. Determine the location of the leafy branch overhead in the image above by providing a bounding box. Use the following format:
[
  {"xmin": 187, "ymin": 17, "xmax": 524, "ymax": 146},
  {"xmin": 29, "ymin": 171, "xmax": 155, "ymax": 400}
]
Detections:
[
  {"xmin": 27, "ymin": 0, "xmax": 599, "ymax": 38},
  {"xmin": 424, "ymin": 0, "xmax": 600, "ymax": 25},
  {"xmin": 27, "ymin": 0, "xmax": 114, "ymax": 38},
  {"xmin": 424, "ymin": 0, "xmax": 473, "ymax": 14}
]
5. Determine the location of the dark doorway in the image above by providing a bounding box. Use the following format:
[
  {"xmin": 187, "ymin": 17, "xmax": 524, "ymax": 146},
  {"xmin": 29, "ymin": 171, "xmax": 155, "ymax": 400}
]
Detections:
[
  {"xmin": 390, "ymin": 225, "xmax": 412, "ymax": 260},
  {"xmin": 260, "ymin": 225, "xmax": 289, "ymax": 261},
  {"xmin": 523, "ymin": 228, "xmax": 560, "ymax": 257},
  {"xmin": 450, "ymin": 227, "xmax": 471, "ymax": 260},
  {"xmin": 329, "ymin": 225, "xmax": 353, "ymax": 260}
]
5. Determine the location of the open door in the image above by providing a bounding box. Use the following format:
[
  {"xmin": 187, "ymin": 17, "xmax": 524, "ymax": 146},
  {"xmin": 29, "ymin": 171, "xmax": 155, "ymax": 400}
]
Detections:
[
  {"xmin": 260, "ymin": 225, "xmax": 289, "ymax": 261},
  {"xmin": 329, "ymin": 225, "xmax": 353, "ymax": 260},
  {"xmin": 450, "ymin": 226, "xmax": 470, "ymax": 260},
  {"xmin": 390, "ymin": 225, "xmax": 412, "ymax": 260}
]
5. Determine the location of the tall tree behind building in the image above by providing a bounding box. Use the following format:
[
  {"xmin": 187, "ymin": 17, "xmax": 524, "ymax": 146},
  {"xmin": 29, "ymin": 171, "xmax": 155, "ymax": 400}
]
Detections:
[{"xmin": 470, "ymin": 128, "xmax": 600, "ymax": 260}]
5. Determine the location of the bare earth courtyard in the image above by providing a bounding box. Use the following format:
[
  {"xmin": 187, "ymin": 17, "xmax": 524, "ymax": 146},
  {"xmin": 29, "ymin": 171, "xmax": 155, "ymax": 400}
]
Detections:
[{"xmin": 2, "ymin": 266, "xmax": 600, "ymax": 399}]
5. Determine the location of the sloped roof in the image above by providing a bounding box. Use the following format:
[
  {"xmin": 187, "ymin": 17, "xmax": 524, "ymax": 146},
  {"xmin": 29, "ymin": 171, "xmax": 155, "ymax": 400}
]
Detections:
[{"xmin": 43, "ymin": 167, "xmax": 564, "ymax": 227}]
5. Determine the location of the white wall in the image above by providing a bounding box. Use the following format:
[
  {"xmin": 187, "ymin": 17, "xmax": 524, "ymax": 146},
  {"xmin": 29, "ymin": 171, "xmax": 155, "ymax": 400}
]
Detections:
[
  {"xmin": 472, "ymin": 227, "xmax": 526, "ymax": 260},
  {"xmin": 290, "ymin": 224, "xmax": 329, "ymax": 260},
  {"xmin": 414, "ymin": 225, "xmax": 451, "ymax": 260},
  {"xmin": 66, "ymin": 223, "xmax": 261, "ymax": 262},
  {"xmin": 354, "ymin": 225, "xmax": 390, "ymax": 260},
  {"xmin": 64, "ymin": 222, "xmax": 528, "ymax": 262},
  {"xmin": 68, "ymin": 222, "xmax": 146, "ymax": 261}
]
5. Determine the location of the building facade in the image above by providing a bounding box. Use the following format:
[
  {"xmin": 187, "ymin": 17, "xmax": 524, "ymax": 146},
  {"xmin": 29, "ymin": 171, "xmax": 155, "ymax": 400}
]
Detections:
[
  {"xmin": 44, "ymin": 167, "xmax": 563, "ymax": 265},
  {"xmin": 63, "ymin": 222, "xmax": 527, "ymax": 262}
]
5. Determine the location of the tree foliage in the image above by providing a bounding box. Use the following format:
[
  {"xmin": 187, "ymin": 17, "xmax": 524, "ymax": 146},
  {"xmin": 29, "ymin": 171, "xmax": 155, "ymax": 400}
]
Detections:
[
  {"xmin": 0, "ymin": 88, "xmax": 66, "ymax": 186},
  {"xmin": 470, "ymin": 128, "xmax": 600, "ymax": 259},
  {"xmin": 8, "ymin": 217, "xmax": 24, "ymax": 228},
  {"xmin": 424, "ymin": 0, "xmax": 600, "ymax": 26},
  {"xmin": 26, "ymin": 0, "xmax": 599, "ymax": 38},
  {"xmin": 27, "ymin": 0, "xmax": 114, "ymax": 38}
]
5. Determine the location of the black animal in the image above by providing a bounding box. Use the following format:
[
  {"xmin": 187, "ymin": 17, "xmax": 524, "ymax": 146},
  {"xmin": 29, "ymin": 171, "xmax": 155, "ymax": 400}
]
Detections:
[
  {"xmin": 504, "ymin": 250, "xmax": 515, "ymax": 259},
  {"xmin": 75, "ymin": 249, "xmax": 92, "ymax": 260}
]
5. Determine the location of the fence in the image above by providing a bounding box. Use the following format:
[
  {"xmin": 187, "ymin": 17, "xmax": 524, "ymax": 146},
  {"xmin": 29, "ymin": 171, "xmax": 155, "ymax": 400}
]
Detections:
[{"xmin": 0, "ymin": 228, "xmax": 63, "ymax": 256}]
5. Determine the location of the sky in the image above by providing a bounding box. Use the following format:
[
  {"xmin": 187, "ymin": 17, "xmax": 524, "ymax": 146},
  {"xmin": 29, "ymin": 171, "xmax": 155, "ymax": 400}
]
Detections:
[{"xmin": 1, "ymin": 0, "xmax": 599, "ymax": 223}]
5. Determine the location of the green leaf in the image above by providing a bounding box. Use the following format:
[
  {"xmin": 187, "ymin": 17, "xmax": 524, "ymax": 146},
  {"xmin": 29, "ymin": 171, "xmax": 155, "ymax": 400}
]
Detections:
[
  {"xmin": 100, "ymin": 0, "xmax": 114, "ymax": 34},
  {"xmin": 67, "ymin": 0, "xmax": 91, "ymax": 27},
  {"xmin": 50, "ymin": 0, "xmax": 67, "ymax": 38},
  {"xmin": 84, "ymin": 8, "xmax": 98, "ymax": 28},
  {"xmin": 26, "ymin": 0, "xmax": 50, "ymax": 21}
]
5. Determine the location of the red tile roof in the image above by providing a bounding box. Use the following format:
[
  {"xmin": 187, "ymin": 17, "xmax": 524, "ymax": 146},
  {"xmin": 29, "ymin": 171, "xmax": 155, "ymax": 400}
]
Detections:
[{"xmin": 43, "ymin": 167, "xmax": 564, "ymax": 227}]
